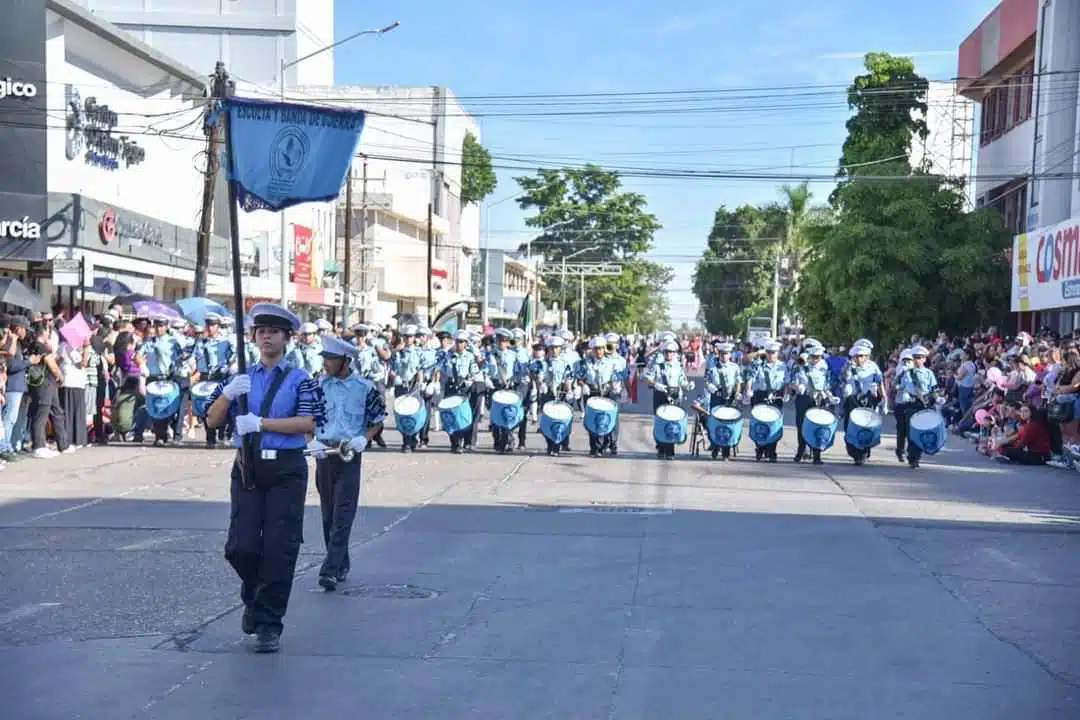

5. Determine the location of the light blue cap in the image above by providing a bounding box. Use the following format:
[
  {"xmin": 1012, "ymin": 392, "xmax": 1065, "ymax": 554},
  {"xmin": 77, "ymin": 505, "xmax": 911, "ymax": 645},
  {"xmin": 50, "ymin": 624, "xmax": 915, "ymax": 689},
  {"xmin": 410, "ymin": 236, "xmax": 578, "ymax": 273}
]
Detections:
[
  {"xmin": 319, "ymin": 335, "xmax": 357, "ymax": 359},
  {"xmin": 249, "ymin": 302, "xmax": 300, "ymax": 331}
]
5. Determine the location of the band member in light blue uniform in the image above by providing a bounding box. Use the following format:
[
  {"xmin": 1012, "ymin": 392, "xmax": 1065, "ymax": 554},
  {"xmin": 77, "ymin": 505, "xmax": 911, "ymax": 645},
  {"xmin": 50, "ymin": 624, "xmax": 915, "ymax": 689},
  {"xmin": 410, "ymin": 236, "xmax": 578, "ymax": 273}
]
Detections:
[
  {"xmin": 137, "ymin": 315, "xmax": 186, "ymax": 445},
  {"xmin": 389, "ymin": 325, "xmax": 423, "ymax": 452},
  {"xmin": 842, "ymin": 343, "xmax": 884, "ymax": 465},
  {"xmin": 749, "ymin": 341, "xmax": 788, "ymax": 462},
  {"xmin": 538, "ymin": 336, "xmax": 574, "ymax": 455},
  {"xmin": 485, "ymin": 328, "xmax": 525, "ymax": 453},
  {"xmin": 578, "ymin": 336, "xmax": 621, "ymax": 456},
  {"xmin": 354, "ymin": 323, "xmax": 389, "ymax": 449},
  {"xmin": 444, "ymin": 330, "xmax": 483, "ymax": 452},
  {"xmin": 894, "ymin": 344, "xmax": 938, "ymax": 469},
  {"xmin": 286, "ymin": 322, "xmax": 323, "ymax": 377},
  {"xmin": 306, "ymin": 336, "xmax": 383, "ymax": 591},
  {"xmin": 646, "ymin": 340, "xmax": 690, "ymax": 459},
  {"xmin": 693, "ymin": 341, "xmax": 741, "ymax": 460},
  {"xmin": 793, "ymin": 344, "xmax": 832, "ymax": 465}
]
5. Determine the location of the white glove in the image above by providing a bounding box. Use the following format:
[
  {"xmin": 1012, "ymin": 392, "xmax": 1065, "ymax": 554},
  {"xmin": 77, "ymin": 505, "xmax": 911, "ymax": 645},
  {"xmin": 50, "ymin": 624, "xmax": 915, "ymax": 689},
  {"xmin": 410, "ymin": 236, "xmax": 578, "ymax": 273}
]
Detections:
[
  {"xmin": 654, "ymin": 383, "xmax": 667, "ymax": 393},
  {"xmin": 935, "ymin": 396, "xmax": 947, "ymax": 407},
  {"xmin": 222, "ymin": 374, "xmax": 252, "ymax": 401},
  {"xmin": 307, "ymin": 439, "xmax": 328, "ymax": 459},
  {"xmin": 424, "ymin": 382, "xmax": 436, "ymax": 397},
  {"xmin": 348, "ymin": 435, "xmax": 369, "ymax": 453},
  {"xmin": 705, "ymin": 383, "xmax": 718, "ymax": 394},
  {"xmin": 796, "ymin": 384, "xmax": 806, "ymax": 395},
  {"xmin": 234, "ymin": 413, "xmax": 262, "ymax": 435},
  {"xmin": 582, "ymin": 385, "xmax": 591, "ymax": 397}
]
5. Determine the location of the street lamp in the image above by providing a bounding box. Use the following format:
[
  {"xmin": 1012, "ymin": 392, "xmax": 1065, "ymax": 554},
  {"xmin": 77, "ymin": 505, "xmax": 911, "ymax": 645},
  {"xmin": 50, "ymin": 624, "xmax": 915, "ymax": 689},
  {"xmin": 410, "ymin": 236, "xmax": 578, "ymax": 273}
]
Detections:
[
  {"xmin": 276, "ymin": 21, "xmax": 400, "ymax": 307},
  {"xmin": 561, "ymin": 244, "xmax": 599, "ymax": 329},
  {"xmin": 525, "ymin": 218, "xmax": 577, "ymax": 336}
]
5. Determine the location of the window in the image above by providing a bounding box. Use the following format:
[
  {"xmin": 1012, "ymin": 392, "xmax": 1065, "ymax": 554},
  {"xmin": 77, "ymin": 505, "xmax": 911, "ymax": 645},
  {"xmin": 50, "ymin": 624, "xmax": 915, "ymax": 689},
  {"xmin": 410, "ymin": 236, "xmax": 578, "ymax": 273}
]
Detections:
[
  {"xmin": 986, "ymin": 180, "xmax": 1028, "ymax": 235},
  {"xmin": 979, "ymin": 59, "xmax": 1035, "ymax": 146}
]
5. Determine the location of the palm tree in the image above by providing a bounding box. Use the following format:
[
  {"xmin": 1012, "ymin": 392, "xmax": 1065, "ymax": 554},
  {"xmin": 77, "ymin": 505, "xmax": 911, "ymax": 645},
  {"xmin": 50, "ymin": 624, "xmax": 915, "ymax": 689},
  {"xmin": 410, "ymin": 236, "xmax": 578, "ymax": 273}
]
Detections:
[{"xmin": 777, "ymin": 182, "xmax": 831, "ymax": 328}]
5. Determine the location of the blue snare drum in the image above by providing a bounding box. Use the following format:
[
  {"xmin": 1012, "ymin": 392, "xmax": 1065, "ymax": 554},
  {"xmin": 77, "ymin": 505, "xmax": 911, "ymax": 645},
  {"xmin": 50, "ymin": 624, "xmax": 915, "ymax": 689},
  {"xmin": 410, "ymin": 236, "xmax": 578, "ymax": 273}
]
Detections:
[
  {"xmin": 190, "ymin": 380, "xmax": 218, "ymax": 418},
  {"xmin": 584, "ymin": 396, "xmax": 619, "ymax": 437},
  {"xmin": 653, "ymin": 404, "xmax": 688, "ymax": 445},
  {"xmin": 393, "ymin": 394, "xmax": 427, "ymax": 437},
  {"xmin": 749, "ymin": 404, "xmax": 784, "ymax": 447},
  {"xmin": 491, "ymin": 389, "xmax": 524, "ymax": 429},
  {"xmin": 437, "ymin": 395, "xmax": 473, "ymax": 435},
  {"xmin": 846, "ymin": 407, "xmax": 883, "ymax": 450},
  {"xmin": 908, "ymin": 409, "xmax": 946, "ymax": 455},
  {"xmin": 802, "ymin": 407, "xmax": 839, "ymax": 451},
  {"xmin": 145, "ymin": 380, "xmax": 180, "ymax": 420},
  {"xmin": 540, "ymin": 401, "xmax": 574, "ymax": 444},
  {"xmin": 706, "ymin": 405, "xmax": 743, "ymax": 448}
]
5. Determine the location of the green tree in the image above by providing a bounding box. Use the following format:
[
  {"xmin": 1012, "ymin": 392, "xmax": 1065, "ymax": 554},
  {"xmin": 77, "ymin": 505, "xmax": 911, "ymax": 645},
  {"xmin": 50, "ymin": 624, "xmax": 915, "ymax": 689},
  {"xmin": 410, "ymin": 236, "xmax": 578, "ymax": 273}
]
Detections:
[
  {"xmin": 796, "ymin": 52, "xmax": 1010, "ymax": 348},
  {"xmin": 514, "ymin": 165, "xmax": 670, "ymax": 333},
  {"xmin": 460, "ymin": 132, "xmax": 497, "ymax": 205},
  {"xmin": 692, "ymin": 203, "xmax": 785, "ymax": 335}
]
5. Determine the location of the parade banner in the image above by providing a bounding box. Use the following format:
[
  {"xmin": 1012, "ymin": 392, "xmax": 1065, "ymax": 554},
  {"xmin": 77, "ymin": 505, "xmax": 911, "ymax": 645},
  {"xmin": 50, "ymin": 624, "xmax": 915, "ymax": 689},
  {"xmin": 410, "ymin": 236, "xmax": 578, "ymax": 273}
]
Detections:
[
  {"xmin": 222, "ymin": 98, "xmax": 365, "ymax": 212},
  {"xmin": 1012, "ymin": 216, "xmax": 1080, "ymax": 312}
]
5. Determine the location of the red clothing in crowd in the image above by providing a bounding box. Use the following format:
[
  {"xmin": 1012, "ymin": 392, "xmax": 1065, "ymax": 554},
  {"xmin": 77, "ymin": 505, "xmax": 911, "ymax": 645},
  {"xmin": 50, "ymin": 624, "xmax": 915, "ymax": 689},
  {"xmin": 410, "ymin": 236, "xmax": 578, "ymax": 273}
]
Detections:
[{"xmin": 1016, "ymin": 421, "xmax": 1052, "ymax": 457}]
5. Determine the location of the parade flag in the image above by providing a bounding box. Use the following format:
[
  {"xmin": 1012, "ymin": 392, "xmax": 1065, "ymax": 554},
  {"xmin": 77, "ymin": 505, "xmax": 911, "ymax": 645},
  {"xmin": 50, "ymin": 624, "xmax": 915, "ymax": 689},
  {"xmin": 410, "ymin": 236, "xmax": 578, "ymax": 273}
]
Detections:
[{"xmin": 222, "ymin": 98, "xmax": 365, "ymax": 213}]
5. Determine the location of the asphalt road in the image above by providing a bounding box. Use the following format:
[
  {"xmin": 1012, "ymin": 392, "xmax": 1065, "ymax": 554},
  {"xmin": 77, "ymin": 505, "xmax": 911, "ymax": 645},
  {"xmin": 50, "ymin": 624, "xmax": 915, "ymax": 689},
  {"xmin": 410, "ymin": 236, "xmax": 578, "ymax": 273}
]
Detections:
[{"xmin": 1, "ymin": 384, "xmax": 1078, "ymax": 719}]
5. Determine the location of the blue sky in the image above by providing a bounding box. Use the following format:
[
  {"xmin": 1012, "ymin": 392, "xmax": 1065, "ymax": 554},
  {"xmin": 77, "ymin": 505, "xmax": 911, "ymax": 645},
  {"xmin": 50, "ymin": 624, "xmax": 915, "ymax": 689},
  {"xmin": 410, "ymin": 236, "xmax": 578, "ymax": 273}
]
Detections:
[{"xmin": 334, "ymin": 0, "xmax": 996, "ymax": 325}]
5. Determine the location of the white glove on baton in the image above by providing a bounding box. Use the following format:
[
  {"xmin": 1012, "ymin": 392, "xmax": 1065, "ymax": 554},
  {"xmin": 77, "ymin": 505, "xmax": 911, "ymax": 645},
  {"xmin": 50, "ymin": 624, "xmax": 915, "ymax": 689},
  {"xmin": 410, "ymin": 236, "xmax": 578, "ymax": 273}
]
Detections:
[
  {"xmin": 307, "ymin": 439, "xmax": 328, "ymax": 459},
  {"xmin": 234, "ymin": 413, "xmax": 262, "ymax": 435},
  {"xmin": 222, "ymin": 374, "xmax": 252, "ymax": 401},
  {"xmin": 348, "ymin": 435, "xmax": 369, "ymax": 453}
]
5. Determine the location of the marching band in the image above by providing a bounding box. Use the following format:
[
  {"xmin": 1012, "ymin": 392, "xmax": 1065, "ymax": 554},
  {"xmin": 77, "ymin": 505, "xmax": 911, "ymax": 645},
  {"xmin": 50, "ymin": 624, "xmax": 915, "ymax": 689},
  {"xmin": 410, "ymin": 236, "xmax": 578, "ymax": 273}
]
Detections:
[{"xmin": 139, "ymin": 316, "xmax": 948, "ymax": 469}]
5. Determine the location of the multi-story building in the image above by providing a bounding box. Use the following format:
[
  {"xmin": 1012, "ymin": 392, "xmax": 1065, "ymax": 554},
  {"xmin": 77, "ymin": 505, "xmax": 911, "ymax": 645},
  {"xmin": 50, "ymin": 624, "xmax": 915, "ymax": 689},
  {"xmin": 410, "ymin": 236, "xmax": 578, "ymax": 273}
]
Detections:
[
  {"xmin": 959, "ymin": 0, "xmax": 1080, "ymax": 331},
  {"xmin": 910, "ymin": 81, "xmax": 976, "ymax": 206},
  {"xmin": 71, "ymin": 0, "xmax": 334, "ymax": 86},
  {"xmin": 0, "ymin": 0, "xmax": 238, "ymax": 312}
]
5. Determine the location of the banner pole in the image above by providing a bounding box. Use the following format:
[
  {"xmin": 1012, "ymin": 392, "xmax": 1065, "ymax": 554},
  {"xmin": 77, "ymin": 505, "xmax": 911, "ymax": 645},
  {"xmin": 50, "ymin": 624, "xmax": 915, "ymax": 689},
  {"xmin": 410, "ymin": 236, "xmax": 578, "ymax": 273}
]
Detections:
[{"xmin": 221, "ymin": 99, "xmax": 254, "ymax": 489}]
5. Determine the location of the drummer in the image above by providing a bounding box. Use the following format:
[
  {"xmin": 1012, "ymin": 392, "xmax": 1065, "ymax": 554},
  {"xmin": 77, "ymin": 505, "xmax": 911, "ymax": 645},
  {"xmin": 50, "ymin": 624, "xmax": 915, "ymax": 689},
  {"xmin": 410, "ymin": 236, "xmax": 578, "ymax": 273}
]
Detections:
[
  {"xmin": 748, "ymin": 341, "xmax": 788, "ymax": 462},
  {"xmin": 444, "ymin": 330, "xmax": 482, "ymax": 453},
  {"xmin": 538, "ymin": 335, "xmax": 574, "ymax": 455},
  {"xmin": 696, "ymin": 341, "xmax": 741, "ymax": 460},
  {"xmin": 389, "ymin": 325, "xmax": 423, "ymax": 452},
  {"xmin": 646, "ymin": 340, "xmax": 689, "ymax": 459},
  {"xmin": 194, "ymin": 312, "xmax": 235, "ymax": 448},
  {"xmin": 417, "ymin": 327, "xmax": 441, "ymax": 447},
  {"xmin": 894, "ymin": 344, "xmax": 938, "ymax": 469},
  {"xmin": 137, "ymin": 314, "xmax": 187, "ymax": 446},
  {"xmin": 578, "ymin": 336, "xmax": 620, "ymax": 457},
  {"xmin": 842, "ymin": 342, "xmax": 884, "ymax": 465},
  {"xmin": 485, "ymin": 328, "xmax": 524, "ymax": 453},
  {"xmin": 306, "ymin": 335, "xmax": 382, "ymax": 591},
  {"xmin": 204, "ymin": 302, "xmax": 325, "ymax": 653},
  {"xmin": 792, "ymin": 342, "xmax": 832, "ymax": 465}
]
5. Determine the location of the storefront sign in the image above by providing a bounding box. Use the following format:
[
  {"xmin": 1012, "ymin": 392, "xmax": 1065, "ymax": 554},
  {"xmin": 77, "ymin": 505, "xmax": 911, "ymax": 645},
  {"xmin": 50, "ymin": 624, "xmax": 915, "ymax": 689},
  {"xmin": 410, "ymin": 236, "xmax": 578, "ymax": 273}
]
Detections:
[
  {"xmin": 1012, "ymin": 216, "xmax": 1080, "ymax": 312},
  {"xmin": 293, "ymin": 225, "xmax": 313, "ymax": 287},
  {"xmin": 0, "ymin": 216, "xmax": 41, "ymax": 239},
  {"xmin": 0, "ymin": 78, "xmax": 37, "ymax": 100},
  {"xmin": 52, "ymin": 258, "xmax": 81, "ymax": 287},
  {"xmin": 64, "ymin": 87, "xmax": 147, "ymax": 170}
]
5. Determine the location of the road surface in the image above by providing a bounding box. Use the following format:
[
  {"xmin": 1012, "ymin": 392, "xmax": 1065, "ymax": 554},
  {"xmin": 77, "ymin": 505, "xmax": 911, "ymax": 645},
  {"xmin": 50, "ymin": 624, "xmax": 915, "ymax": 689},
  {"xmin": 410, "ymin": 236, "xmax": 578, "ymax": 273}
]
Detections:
[{"xmin": 1, "ymin": 391, "xmax": 1078, "ymax": 718}]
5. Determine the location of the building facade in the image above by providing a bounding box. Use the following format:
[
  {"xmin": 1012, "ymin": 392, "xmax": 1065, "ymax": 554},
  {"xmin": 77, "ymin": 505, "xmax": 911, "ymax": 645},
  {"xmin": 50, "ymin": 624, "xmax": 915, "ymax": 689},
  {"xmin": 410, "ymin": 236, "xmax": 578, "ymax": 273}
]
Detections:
[
  {"xmin": 71, "ymin": 0, "xmax": 334, "ymax": 87},
  {"xmin": 959, "ymin": 0, "xmax": 1080, "ymax": 331},
  {"xmin": 0, "ymin": 0, "xmax": 241, "ymax": 314}
]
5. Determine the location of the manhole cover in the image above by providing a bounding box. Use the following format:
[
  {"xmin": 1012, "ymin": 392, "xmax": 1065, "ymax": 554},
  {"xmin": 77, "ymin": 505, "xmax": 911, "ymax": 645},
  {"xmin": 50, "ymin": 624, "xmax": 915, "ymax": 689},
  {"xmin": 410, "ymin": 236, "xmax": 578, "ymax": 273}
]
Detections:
[{"xmin": 342, "ymin": 584, "xmax": 439, "ymax": 599}]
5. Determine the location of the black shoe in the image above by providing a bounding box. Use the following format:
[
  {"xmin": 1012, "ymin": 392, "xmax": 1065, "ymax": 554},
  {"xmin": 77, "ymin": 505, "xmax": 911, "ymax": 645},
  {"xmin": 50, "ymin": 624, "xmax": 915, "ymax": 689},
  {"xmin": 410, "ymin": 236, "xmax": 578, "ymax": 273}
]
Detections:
[
  {"xmin": 241, "ymin": 608, "xmax": 256, "ymax": 635},
  {"xmin": 336, "ymin": 570, "xmax": 348, "ymax": 583},
  {"xmin": 254, "ymin": 629, "xmax": 280, "ymax": 653},
  {"xmin": 908, "ymin": 459, "xmax": 920, "ymax": 469},
  {"xmin": 895, "ymin": 449, "xmax": 904, "ymax": 463},
  {"xmin": 609, "ymin": 446, "xmax": 617, "ymax": 456},
  {"xmin": 318, "ymin": 575, "xmax": 337, "ymax": 591},
  {"xmin": 793, "ymin": 453, "xmax": 804, "ymax": 463},
  {"xmin": 854, "ymin": 455, "xmax": 865, "ymax": 466}
]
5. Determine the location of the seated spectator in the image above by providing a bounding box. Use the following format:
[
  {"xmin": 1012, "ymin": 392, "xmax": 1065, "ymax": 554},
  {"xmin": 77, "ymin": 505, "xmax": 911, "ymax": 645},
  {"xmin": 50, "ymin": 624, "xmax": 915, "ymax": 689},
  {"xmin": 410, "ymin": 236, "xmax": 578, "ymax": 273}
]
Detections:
[{"xmin": 994, "ymin": 405, "xmax": 1052, "ymax": 465}]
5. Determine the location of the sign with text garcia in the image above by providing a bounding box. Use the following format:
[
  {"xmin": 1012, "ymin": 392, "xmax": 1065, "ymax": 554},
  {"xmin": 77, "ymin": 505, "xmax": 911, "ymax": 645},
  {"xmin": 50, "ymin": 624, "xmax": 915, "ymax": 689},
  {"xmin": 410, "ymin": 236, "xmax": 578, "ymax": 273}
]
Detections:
[
  {"xmin": 1012, "ymin": 216, "xmax": 1080, "ymax": 312},
  {"xmin": 222, "ymin": 98, "xmax": 365, "ymax": 213}
]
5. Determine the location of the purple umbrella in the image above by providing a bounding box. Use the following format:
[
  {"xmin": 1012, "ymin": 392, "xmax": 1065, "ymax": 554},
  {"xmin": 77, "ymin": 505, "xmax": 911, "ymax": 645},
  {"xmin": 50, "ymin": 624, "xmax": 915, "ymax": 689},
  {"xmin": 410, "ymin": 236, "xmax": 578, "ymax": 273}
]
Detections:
[{"xmin": 132, "ymin": 300, "xmax": 183, "ymax": 319}]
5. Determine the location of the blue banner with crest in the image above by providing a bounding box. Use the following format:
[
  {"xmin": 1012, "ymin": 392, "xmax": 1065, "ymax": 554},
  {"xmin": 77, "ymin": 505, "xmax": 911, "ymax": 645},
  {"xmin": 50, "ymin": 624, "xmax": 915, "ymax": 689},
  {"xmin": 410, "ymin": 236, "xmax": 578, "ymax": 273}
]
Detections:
[{"xmin": 222, "ymin": 97, "xmax": 365, "ymax": 213}]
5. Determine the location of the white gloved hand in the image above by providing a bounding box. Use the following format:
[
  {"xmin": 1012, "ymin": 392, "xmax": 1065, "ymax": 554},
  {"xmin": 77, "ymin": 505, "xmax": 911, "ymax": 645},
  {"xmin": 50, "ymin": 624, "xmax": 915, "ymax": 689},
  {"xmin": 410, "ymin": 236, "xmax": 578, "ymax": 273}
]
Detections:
[
  {"xmin": 424, "ymin": 382, "xmax": 436, "ymax": 397},
  {"xmin": 307, "ymin": 438, "xmax": 328, "ymax": 459},
  {"xmin": 796, "ymin": 384, "xmax": 806, "ymax": 395},
  {"xmin": 705, "ymin": 383, "xmax": 718, "ymax": 394},
  {"xmin": 234, "ymin": 413, "xmax": 262, "ymax": 435},
  {"xmin": 654, "ymin": 383, "xmax": 667, "ymax": 393},
  {"xmin": 348, "ymin": 435, "xmax": 369, "ymax": 453},
  {"xmin": 221, "ymin": 374, "xmax": 252, "ymax": 401}
]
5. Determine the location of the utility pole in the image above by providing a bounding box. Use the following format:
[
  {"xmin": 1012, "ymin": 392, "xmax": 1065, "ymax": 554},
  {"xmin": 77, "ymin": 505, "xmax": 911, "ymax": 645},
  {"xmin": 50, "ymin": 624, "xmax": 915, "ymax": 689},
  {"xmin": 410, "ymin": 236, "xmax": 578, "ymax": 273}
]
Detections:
[
  {"xmin": 358, "ymin": 158, "xmax": 368, "ymax": 322},
  {"xmin": 194, "ymin": 62, "xmax": 229, "ymax": 298},
  {"xmin": 341, "ymin": 167, "xmax": 353, "ymax": 326},
  {"xmin": 426, "ymin": 202, "xmax": 434, "ymax": 322}
]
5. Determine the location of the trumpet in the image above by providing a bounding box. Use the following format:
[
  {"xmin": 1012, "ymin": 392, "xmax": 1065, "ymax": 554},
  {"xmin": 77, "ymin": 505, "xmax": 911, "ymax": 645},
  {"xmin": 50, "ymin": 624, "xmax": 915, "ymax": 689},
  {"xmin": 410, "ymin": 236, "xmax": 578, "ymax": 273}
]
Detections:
[{"xmin": 304, "ymin": 440, "xmax": 356, "ymax": 462}]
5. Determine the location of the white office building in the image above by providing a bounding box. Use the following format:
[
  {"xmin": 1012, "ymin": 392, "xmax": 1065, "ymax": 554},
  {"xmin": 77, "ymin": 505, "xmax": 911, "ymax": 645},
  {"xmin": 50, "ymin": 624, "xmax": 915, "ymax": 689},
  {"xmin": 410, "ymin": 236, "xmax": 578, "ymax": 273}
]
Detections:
[{"xmin": 70, "ymin": 0, "xmax": 334, "ymax": 86}]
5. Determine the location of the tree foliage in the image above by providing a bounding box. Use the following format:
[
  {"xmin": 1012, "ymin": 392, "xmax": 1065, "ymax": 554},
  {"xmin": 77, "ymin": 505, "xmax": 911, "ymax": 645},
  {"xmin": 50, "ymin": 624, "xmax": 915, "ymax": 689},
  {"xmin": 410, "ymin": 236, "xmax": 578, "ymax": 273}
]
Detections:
[
  {"xmin": 460, "ymin": 132, "xmax": 497, "ymax": 206},
  {"xmin": 514, "ymin": 165, "xmax": 671, "ymax": 334},
  {"xmin": 796, "ymin": 52, "xmax": 1011, "ymax": 349}
]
